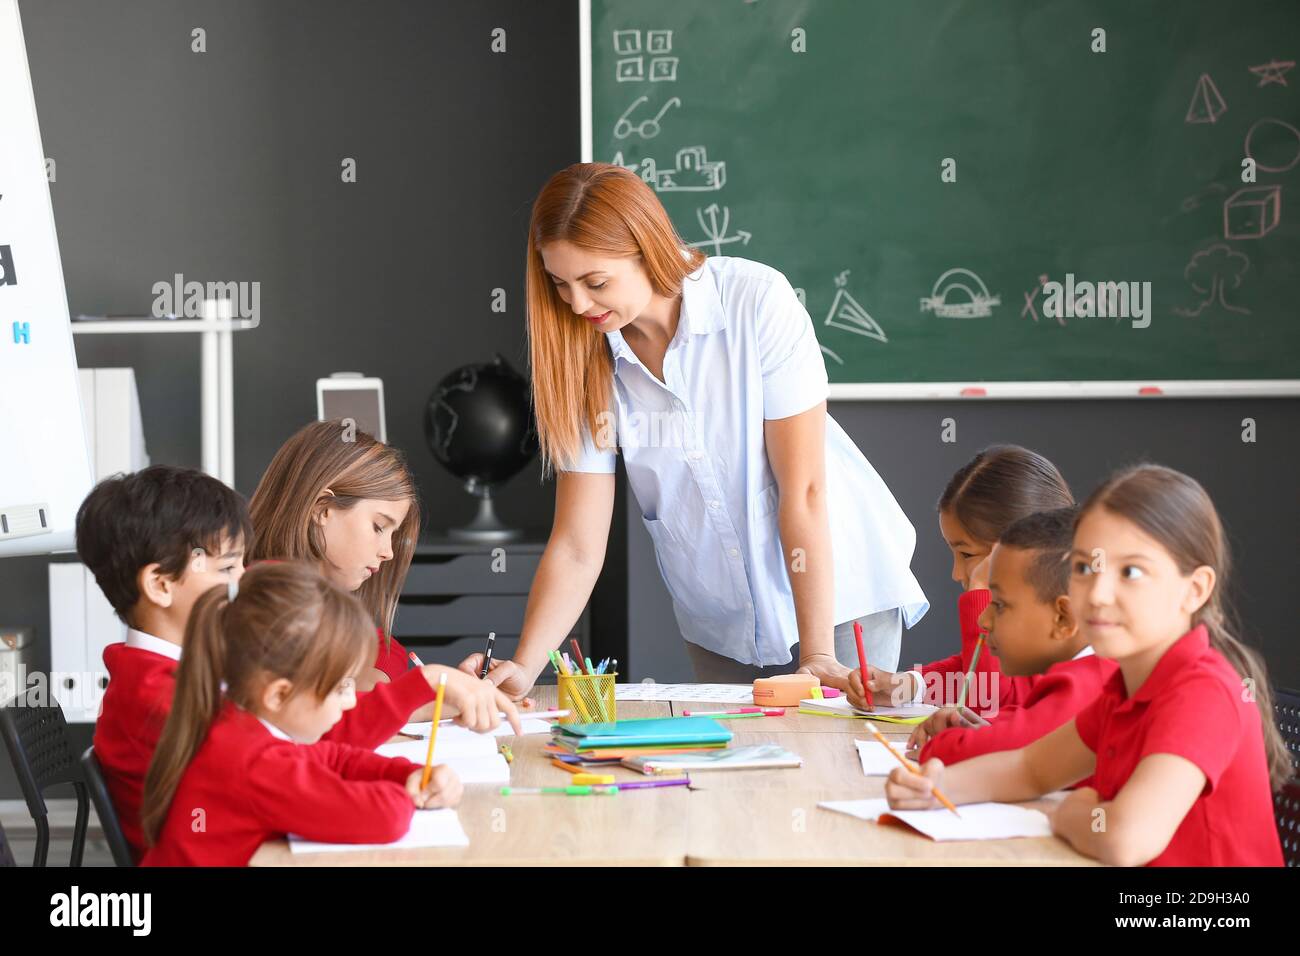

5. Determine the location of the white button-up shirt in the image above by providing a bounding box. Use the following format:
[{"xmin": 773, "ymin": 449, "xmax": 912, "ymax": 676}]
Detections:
[{"xmin": 566, "ymin": 256, "xmax": 929, "ymax": 666}]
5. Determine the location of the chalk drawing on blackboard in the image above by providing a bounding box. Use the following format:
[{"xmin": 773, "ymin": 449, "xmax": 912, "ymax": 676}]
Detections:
[
  {"xmin": 1244, "ymin": 118, "xmax": 1300, "ymax": 173},
  {"xmin": 1224, "ymin": 185, "xmax": 1282, "ymax": 239},
  {"xmin": 658, "ymin": 146, "xmax": 726, "ymax": 192},
  {"xmin": 686, "ymin": 204, "xmax": 751, "ymax": 255},
  {"xmin": 616, "ymin": 58, "xmax": 645, "ymax": 82},
  {"xmin": 1185, "ymin": 74, "xmax": 1227, "ymax": 124},
  {"xmin": 1249, "ymin": 59, "xmax": 1294, "ymax": 87},
  {"xmin": 1021, "ymin": 274, "xmax": 1060, "ymax": 326},
  {"xmin": 646, "ymin": 30, "xmax": 672, "ymax": 54},
  {"xmin": 821, "ymin": 345, "xmax": 844, "ymax": 366},
  {"xmin": 613, "ymin": 30, "xmax": 641, "ymax": 55},
  {"xmin": 920, "ymin": 268, "xmax": 1001, "ymax": 319},
  {"xmin": 614, "ymin": 95, "xmax": 681, "ymax": 139},
  {"xmin": 649, "ymin": 57, "xmax": 678, "ymax": 82},
  {"xmin": 1181, "ymin": 182, "xmax": 1227, "ymax": 213},
  {"xmin": 824, "ymin": 271, "xmax": 887, "ymax": 343},
  {"xmin": 1171, "ymin": 244, "xmax": 1251, "ymax": 317}
]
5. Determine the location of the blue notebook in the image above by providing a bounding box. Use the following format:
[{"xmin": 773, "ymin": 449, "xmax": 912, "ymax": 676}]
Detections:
[{"xmin": 552, "ymin": 716, "xmax": 733, "ymax": 749}]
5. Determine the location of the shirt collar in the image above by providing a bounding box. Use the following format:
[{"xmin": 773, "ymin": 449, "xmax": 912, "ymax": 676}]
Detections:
[
  {"xmin": 604, "ymin": 260, "xmax": 726, "ymax": 366},
  {"xmin": 256, "ymin": 716, "xmax": 296, "ymax": 742},
  {"xmin": 1131, "ymin": 623, "xmax": 1210, "ymax": 703},
  {"xmin": 1070, "ymin": 644, "xmax": 1095, "ymax": 661},
  {"xmin": 125, "ymin": 628, "xmax": 182, "ymax": 662}
]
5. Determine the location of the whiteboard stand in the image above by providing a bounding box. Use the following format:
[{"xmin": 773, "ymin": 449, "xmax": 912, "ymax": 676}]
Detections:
[{"xmin": 70, "ymin": 301, "xmax": 257, "ymax": 487}]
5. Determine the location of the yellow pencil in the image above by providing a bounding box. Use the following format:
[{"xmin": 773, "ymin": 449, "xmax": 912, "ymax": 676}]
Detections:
[
  {"xmin": 421, "ymin": 672, "xmax": 447, "ymax": 790},
  {"xmin": 861, "ymin": 721, "xmax": 961, "ymax": 817}
]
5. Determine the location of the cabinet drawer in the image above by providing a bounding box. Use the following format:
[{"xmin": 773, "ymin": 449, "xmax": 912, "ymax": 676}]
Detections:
[
  {"xmin": 403, "ymin": 552, "xmax": 541, "ymax": 595},
  {"xmin": 404, "ymin": 634, "xmax": 521, "ymax": 668},
  {"xmin": 393, "ymin": 595, "xmax": 528, "ymax": 637}
]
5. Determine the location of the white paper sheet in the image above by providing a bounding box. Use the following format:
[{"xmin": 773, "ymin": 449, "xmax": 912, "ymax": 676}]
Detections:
[
  {"xmin": 614, "ymin": 682, "xmax": 754, "ymax": 703},
  {"xmin": 398, "ymin": 717, "xmax": 554, "ymax": 738},
  {"xmin": 800, "ymin": 696, "xmax": 936, "ymax": 718},
  {"xmin": 854, "ymin": 738, "xmax": 912, "ymax": 776},
  {"xmin": 819, "ymin": 800, "xmax": 1052, "ymax": 841},
  {"xmin": 288, "ymin": 808, "xmax": 469, "ymax": 854}
]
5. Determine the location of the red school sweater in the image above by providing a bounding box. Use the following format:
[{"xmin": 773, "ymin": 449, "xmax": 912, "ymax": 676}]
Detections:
[
  {"xmin": 93, "ymin": 633, "xmax": 434, "ymax": 861},
  {"xmin": 141, "ymin": 703, "xmax": 420, "ymax": 866},
  {"xmin": 919, "ymin": 652, "xmax": 1118, "ymax": 778},
  {"xmin": 916, "ymin": 590, "xmax": 1035, "ymax": 717}
]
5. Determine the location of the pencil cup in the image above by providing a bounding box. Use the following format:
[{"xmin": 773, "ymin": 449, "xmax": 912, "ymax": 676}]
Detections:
[{"xmin": 557, "ymin": 673, "xmax": 617, "ymax": 724}]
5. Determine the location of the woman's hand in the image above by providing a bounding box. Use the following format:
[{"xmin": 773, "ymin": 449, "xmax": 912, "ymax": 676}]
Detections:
[
  {"xmin": 457, "ymin": 655, "xmax": 538, "ymax": 705},
  {"xmin": 907, "ymin": 705, "xmax": 988, "ymax": 751},
  {"xmin": 796, "ymin": 653, "xmax": 852, "ymax": 692},
  {"xmin": 406, "ymin": 764, "xmax": 463, "ymax": 810}
]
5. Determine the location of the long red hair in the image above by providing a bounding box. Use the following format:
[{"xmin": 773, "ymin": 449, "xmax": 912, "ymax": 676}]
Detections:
[{"xmin": 526, "ymin": 163, "xmax": 705, "ymax": 472}]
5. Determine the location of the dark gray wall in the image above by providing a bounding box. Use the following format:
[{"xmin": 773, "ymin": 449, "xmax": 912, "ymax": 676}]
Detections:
[
  {"xmin": 629, "ymin": 399, "xmax": 1300, "ymax": 695},
  {"xmin": 1, "ymin": 0, "xmax": 599, "ymax": 800}
]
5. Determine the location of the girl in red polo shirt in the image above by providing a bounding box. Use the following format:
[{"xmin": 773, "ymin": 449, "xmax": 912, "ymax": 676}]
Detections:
[
  {"xmin": 249, "ymin": 420, "xmax": 522, "ymax": 732},
  {"xmin": 140, "ymin": 563, "xmax": 462, "ymax": 866},
  {"xmin": 848, "ymin": 445, "xmax": 1074, "ymax": 717},
  {"xmin": 886, "ymin": 464, "xmax": 1287, "ymax": 866}
]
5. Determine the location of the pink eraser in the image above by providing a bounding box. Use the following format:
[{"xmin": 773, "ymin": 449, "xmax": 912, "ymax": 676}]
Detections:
[{"xmin": 821, "ymin": 686, "xmax": 842, "ymax": 698}]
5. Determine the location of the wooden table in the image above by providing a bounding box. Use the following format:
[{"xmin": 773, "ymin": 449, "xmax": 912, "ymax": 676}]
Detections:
[{"xmin": 250, "ymin": 688, "xmax": 1095, "ymax": 866}]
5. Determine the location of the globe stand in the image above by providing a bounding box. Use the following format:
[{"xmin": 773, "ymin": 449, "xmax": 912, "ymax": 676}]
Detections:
[{"xmin": 448, "ymin": 479, "xmax": 522, "ymax": 542}]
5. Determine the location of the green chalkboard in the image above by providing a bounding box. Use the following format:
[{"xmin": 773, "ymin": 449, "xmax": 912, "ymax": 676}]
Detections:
[{"xmin": 590, "ymin": 0, "xmax": 1300, "ymax": 386}]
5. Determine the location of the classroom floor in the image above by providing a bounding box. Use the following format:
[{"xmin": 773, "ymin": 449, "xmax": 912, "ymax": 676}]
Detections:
[{"xmin": 2, "ymin": 800, "xmax": 115, "ymax": 867}]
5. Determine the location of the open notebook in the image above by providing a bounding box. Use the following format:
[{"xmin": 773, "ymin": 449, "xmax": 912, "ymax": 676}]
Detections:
[
  {"xmin": 799, "ymin": 695, "xmax": 936, "ymax": 724},
  {"xmin": 376, "ymin": 726, "xmax": 511, "ymax": 784},
  {"xmin": 288, "ymin": 808, "xmax": 469, "ymax": 854},
  {"xmin": 818, "ymin": 799, "xmax": 1052, "ymax": 841}
]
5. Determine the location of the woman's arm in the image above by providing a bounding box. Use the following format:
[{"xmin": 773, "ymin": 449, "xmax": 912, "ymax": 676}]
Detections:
[
  {"xmin": 764, "ymin": 402, "xmax": 846, "ymax": 688},
  {"xmin": 458, "ymin": 472, "xmax": 615, "ymax": 700}
]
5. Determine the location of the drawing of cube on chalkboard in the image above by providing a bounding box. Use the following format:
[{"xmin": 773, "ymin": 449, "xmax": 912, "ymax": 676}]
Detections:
[
  {"xmin": 613, "ymin": 30, "xmax": 641, "ymax": 55},
  {"xmin": 655, "ymin": 146, "xmax": 726, "ymax": 192},
  {"xmin": 649, "ymin": 57, "xmax": 678, "ymax": 82},
  {"xmin": 646, "ymin": 30, "xmax": 672, "ymax": 54},
  {"xmin": 1223, "ymin": 185, "xmax": 1281, "ymax": 239},
  {"xmin": 616, "ymin": 57, "xmax": 644, "ymax": 82}
]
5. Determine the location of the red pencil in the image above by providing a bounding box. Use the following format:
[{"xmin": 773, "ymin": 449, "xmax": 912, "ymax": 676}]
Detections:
[
  {"xmin": 853, "ymin": 620, "xmax": 874, "ymax": 711},
  {"xmin": 570, "ymin": 638, "xmax": 590, "ymax": 674}
]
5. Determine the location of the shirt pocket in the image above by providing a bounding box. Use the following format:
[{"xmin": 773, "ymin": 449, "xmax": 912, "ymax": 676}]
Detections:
[{"xmin": 754, "ymin": 482, "xmax": 780, "ymax": 521}]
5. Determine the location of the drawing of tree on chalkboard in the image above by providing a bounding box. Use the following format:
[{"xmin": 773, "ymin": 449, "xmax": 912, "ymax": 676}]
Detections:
[{"xmin": 1172, "ymin": 243, "xmax": 1251, "ymax": 317}]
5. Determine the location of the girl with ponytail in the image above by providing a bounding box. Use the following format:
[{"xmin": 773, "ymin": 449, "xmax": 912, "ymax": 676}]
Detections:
[
  {"xmin": 140, "ymin": 563, "xmax": 462, "ymax": 866},
  {"xmin": 883, "ymin": 464, "xmax": 1286, "ymax": 867}
]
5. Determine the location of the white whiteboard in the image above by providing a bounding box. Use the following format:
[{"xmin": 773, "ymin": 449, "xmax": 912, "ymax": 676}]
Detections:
[{"xmin": 0, "ymin": 0, "xmax": 92, "ymax": 557}]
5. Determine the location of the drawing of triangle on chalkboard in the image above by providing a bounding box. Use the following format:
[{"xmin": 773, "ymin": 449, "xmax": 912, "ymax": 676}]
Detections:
[
  {"xmin": 824, "ymin": 288, "xmax": 887, "ymax": 343},
  {"xmin": 1185, "ymin": 73, "xmax": 1226, "ymax": 124}
]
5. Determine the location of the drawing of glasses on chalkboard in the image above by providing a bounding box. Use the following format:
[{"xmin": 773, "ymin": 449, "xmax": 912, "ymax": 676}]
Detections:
[{"xmin": 614, "ymin": 96, "xmax": 681, "ymax": 140}]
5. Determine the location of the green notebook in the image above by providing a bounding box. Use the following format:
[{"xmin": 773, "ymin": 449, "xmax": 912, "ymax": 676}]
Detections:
[{"xmin": 552, "ymin": 716, "xmax": 733, "ymax": 749}]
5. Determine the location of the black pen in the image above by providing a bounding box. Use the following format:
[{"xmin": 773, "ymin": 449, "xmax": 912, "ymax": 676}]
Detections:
[{"xmin": 479, "ymin": 631, "xmax": 496, "ymax": 679}]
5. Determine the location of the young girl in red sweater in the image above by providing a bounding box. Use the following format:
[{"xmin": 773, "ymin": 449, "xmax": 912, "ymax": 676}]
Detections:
[
  {"xmin": 140, "ymin": 562, "xmax": 461, "ymax": 866},
  {"xmin": 847, "ymin": 445, "xmax": 1073, "ymax": 717},
  {"xmin": 249, "ymin": 419, "xmax": 522, "ymax": 732},
  {"xmin": 886, "ymin": 465, "xmax": 1287, "ymax": 866}
]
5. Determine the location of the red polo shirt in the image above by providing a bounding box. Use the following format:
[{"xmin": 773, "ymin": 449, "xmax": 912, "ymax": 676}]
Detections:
[
  {"xmin": 917, "ymin": 590, "xmax": 1034, "ymax": 717},
  {"xmin": 1074, "ymin": 624, "xmax": 1283, "ymax": 867}
]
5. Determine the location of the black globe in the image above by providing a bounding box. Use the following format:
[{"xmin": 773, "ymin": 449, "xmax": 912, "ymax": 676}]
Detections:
[{"xmin": 424, "ymin": 354, "xmax": 539, "ymax": 488}]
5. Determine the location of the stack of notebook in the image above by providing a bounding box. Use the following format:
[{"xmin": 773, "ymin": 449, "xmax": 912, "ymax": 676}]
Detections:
[{"xmin": 549, "ymin": 716, "xmax": 733, "ymax": 756}]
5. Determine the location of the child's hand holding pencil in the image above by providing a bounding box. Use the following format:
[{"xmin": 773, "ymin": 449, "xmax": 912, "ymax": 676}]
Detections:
[
  {"xmin": 884, "ymin": 755, "xmax": 957, "ymax": 813},
  {"xmin": 406, "ymin": 765, "xmax": 463, "ymax": 809}
]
